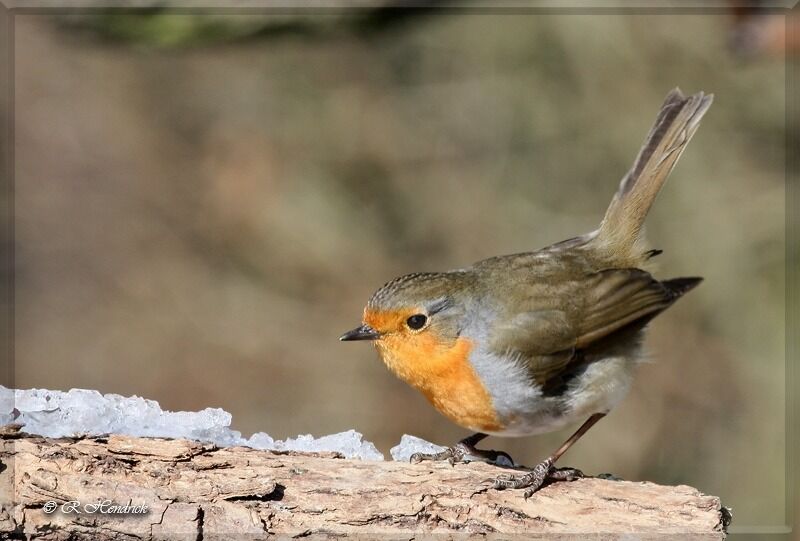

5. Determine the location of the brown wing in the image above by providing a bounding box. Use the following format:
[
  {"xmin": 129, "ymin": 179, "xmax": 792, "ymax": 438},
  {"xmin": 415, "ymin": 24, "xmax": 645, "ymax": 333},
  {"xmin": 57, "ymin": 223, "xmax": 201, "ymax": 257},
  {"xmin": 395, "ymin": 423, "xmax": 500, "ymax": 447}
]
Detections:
[
  {"xmin": 488, "ymin": 309, "xmax": 578, "ymax": 385},
  {"xmin": 575, "ymin": 269, "xmax": 700, "ymax": 347},
  {"xmin": 489, "ymin": 268, "xmax": 701, "ymax": 385}
]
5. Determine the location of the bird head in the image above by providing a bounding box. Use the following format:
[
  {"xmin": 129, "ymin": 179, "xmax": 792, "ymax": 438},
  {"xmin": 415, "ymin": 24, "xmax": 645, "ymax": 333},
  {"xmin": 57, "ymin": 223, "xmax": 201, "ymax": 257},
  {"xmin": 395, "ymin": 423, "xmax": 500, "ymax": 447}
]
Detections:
[
  {"xmin": 339, "ymin": 272, "xmax": 474, "ymax": 385},
  {"xmin": 340, "ymin": 272, "xmax": 468, "ymax": 344}
]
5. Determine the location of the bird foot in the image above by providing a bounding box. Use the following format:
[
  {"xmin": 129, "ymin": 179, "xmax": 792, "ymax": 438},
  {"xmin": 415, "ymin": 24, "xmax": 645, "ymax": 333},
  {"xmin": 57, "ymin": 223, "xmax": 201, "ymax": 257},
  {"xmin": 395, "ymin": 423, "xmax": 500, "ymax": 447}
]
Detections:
[
  {"xmin": 410, "ymin": 442, "xmax": 514, "ymax": 467},
  {"xmin": 492, "ymin": 457, "xmax": 583, "ymax": 498}
]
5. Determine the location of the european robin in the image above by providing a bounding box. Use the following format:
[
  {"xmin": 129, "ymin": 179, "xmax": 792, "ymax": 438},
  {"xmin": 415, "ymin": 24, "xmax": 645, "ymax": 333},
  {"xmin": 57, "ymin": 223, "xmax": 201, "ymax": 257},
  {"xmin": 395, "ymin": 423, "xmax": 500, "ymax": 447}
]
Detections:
[{"xmin": 341, "ymin": 88, "xmax": 712, "ymax": 497}]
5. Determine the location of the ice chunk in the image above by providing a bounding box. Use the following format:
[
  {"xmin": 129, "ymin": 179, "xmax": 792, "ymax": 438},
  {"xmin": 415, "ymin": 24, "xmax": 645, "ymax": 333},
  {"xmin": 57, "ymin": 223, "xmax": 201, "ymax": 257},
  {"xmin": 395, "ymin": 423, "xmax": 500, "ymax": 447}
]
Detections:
[
  {"xmin": 0, "ymin": 386, "xmax": 15, "ymax": 425},
  {"xmin": 0, "ymin": 386, "xmax": 248, "ymax": 445},
  {"xmin": 0, "ymin": 386, "xmax": 384, "ymax": 460},
  {"xmin": 390, "ymin": 434, "xmax": 447, "ymax": 462},
  {"xmin": 245, "ymin": 430, "xmax": 383, "ymax": 460},
  {"xmin": 273, "ymin": 429, "xmax": 384, "ymax": 461},
  {"xmin": 247, "ymin": 432, "xmax": 275, "ymax": 450}
]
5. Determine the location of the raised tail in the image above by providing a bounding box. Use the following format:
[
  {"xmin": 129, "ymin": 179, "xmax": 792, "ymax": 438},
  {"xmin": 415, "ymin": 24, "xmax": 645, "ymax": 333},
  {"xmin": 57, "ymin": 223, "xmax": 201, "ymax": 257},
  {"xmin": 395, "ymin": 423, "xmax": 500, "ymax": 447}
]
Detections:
[{"xmin": 593, "ymin": 88, "xmax": 713, "ymax": 264}]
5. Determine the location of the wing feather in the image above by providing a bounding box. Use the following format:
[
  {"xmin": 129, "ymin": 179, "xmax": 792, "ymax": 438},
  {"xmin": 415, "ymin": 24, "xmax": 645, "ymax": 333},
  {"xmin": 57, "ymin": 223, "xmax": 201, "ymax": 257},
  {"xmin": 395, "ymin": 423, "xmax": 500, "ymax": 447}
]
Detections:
[{"xmin": 489, "ymin": 268, "xmax": 699, "ymax": 385}]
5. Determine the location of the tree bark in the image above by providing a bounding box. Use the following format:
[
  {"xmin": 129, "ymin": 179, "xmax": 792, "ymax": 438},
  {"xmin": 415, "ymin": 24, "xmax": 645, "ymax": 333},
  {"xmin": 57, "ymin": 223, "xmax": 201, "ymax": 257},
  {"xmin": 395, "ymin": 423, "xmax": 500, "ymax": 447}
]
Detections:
[{"xmin": 0, "ymin": 428, "xmax": 728, "ymax": 540}]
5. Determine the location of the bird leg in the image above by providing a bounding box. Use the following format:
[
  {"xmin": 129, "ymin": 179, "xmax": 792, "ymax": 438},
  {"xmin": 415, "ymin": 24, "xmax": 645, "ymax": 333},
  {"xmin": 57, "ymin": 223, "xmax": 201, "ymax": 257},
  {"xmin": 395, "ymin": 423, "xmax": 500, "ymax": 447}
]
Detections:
[
  {"xmin": 410, "ymin": 432, "xmax": 515, "ymax": 466},
  {"xmin": 493, "ymin": 412, "xmax": 606, "ymax": 498}
]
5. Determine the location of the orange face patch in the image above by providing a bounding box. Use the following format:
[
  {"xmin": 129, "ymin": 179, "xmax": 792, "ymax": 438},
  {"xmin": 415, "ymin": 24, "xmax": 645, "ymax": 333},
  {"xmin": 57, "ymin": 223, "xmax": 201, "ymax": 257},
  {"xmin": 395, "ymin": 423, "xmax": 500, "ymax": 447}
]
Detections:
[
  {"xmin": 363, "ymin": 308, "xmax": 412, "ymax": 336},
  {"xmin": 364, "ymin": 308, "xmax": 501, "ymax": 433}
]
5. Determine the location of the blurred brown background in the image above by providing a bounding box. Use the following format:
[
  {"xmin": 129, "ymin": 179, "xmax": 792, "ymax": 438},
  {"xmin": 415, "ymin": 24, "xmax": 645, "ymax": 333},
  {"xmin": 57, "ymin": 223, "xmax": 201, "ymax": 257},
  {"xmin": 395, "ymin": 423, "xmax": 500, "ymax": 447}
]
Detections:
[{"xmin": 4, "ymin": 7, "xmax": 791, "ymax": 532}]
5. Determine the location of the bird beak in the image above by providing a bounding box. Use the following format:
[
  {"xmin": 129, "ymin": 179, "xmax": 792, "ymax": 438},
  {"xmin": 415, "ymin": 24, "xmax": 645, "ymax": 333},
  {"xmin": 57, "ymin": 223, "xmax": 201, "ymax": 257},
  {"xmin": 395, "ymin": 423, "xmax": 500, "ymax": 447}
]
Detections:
[{"xmin": 339, "ymin": 324, "xmax": 381, "ymax": 341}]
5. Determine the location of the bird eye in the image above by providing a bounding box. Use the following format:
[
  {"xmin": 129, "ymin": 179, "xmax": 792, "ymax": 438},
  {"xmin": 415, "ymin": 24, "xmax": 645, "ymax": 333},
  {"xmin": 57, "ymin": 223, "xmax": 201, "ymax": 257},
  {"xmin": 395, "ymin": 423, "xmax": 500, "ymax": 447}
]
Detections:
[{"xmin": 406, "ymin": 314, "xmax": 427, "ymax": 330}]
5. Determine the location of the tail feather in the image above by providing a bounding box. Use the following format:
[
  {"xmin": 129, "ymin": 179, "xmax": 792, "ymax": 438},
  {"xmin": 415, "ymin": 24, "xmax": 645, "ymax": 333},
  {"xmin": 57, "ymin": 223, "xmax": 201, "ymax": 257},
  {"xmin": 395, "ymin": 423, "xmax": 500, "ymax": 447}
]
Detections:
[
  {"xmin": 594, "ymin": 88, "xmax": 713, "ymax": 264},
  {"xmin": 661, "ymin": 276, "xmax": 703, "ymax": 298}
]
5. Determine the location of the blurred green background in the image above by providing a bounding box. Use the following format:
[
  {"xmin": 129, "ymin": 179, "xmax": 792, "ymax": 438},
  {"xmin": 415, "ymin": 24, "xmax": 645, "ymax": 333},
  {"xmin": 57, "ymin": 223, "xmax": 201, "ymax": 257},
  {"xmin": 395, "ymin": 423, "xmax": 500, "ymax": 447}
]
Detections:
[{"xmin": 5, "ymin": 7, "xmax": 791, "ymax": 533}]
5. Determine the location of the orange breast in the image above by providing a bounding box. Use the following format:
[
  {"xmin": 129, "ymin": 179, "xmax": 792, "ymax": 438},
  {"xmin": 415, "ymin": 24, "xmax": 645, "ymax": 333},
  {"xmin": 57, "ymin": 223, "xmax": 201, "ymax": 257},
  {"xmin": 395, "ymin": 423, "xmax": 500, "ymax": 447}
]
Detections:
[{"xmin": 374, "ymin": 332, "xmax": 502, "ymax": 433}]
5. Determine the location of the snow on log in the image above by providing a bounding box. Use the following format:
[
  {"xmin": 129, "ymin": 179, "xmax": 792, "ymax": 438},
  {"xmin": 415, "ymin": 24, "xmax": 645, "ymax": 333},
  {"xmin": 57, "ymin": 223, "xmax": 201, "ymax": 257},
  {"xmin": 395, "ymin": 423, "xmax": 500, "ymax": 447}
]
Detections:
[{"xmin": 0, "ymin": 428, "xmax": 728, "ymax": 540}]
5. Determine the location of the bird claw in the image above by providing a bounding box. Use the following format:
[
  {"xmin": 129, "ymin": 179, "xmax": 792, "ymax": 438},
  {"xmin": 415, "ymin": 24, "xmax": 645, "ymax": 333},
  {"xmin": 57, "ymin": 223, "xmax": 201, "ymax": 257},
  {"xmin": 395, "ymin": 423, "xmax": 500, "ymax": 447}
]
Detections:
[
  {"xmin": 410, "ymin": 441, "xmax": 513, "ymax": 467},
  {"xmin": 410, "ymin": 446, "xmax": 464, "ymax": 465},
  {"xmin": 549, "ymin": 466, "xmax": 584, "ymax": 482},
  {"xmin": 492, "ymin": 477, "xmax": 517, "ymax": 490},
  {"xmin": 491, "ymin": 457, "xmax": 578, "ymax": 497}
]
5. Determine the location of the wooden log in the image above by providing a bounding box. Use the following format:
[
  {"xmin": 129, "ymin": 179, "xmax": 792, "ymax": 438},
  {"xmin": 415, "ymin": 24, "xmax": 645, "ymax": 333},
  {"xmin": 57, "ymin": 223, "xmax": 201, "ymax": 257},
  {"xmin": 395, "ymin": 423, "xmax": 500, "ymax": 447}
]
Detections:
[{"xmin": 0, "ymin": 429, "xmax": 729, "ymax": 539}]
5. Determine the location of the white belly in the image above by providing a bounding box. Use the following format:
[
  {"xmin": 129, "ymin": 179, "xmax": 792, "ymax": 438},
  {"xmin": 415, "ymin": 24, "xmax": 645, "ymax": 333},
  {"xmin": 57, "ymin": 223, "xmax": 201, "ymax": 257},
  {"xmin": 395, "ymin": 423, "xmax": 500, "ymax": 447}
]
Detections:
[{"xmin": 470, "ymin": 350, "xmax": 639, "ymax": 438}]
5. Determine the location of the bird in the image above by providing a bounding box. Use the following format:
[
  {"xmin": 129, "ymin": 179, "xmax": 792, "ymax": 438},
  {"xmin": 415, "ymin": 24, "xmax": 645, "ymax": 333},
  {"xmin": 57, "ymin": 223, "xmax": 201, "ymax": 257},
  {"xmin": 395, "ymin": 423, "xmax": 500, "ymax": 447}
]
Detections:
[{"xmin": 340, "ymin": 88, "xmax": 713, "ymax": 497}]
